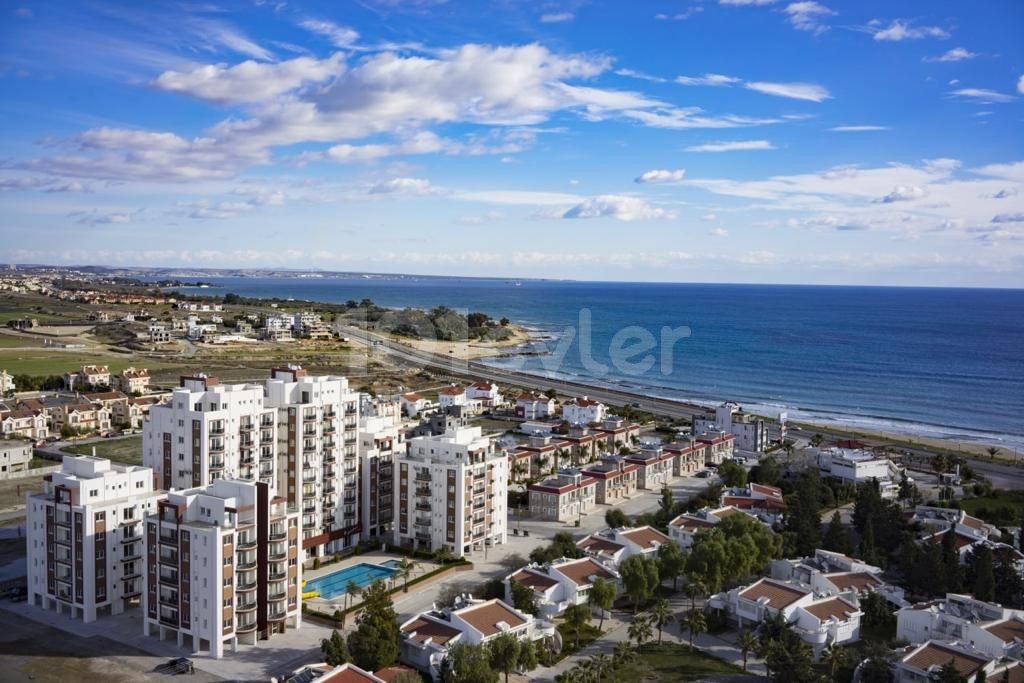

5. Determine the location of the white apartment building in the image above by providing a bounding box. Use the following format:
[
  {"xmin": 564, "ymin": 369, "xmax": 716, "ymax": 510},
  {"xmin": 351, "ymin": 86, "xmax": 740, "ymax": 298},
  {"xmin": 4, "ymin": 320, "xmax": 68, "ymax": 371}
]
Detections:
[
  {"xmin": 143, "ymin": 479, "xmax": 301, "ymax": 658},
  {"xmin": 815, "ymin": 447, "xmax": 904, "ymax": 498},
  {"xmin": 0, "ymin": 439, "xmax": 32, "ymax": 477},
  {"xmin": 1, "ymin": 368, "xmax": 15, "ymax": 394},
  {"xmin": 396, "ymin": 426, "xmax": 508, "ymax": 557},
  {"xmin": 26, "ymin": 455, "xmax": 165, "ymax": 623},
  {"xmin": 116, "ymin": 367, "xmax": 151, "ymax": 394},
  {"xmin": 561, "ymin": 397, "xmax": 606, "ymax": 426},
  {"xmin": 515, "ymin": 392, "xmax": 555, "ymax": 420},
  {"xmin": 505, "ymin": 557, "xmax": 621, "ymax": 618},
  {"xmin": 359, "ymin": 412, "xmax": 403, "ymax": 542},
  {"xmin": 438, "ymin": 386, "xmax": 468, "ymax": 409},
  {"xmin": 692, "ymin": 401, "xmax": 768, "ymax": 452},
  {"xmin": 668, "ymin": 505, "xmax": 748, "ymax": 550},
  {"xmin": 144, "ymin": 367, "xmax": 360, "ymax": 559},
  {"xmin": 771, "ymin": 549, "xmax": 907, "ymax": 607},
  {"xmin": 897, "ymin": 593, "xmax": 1024, "ymax": 661}
]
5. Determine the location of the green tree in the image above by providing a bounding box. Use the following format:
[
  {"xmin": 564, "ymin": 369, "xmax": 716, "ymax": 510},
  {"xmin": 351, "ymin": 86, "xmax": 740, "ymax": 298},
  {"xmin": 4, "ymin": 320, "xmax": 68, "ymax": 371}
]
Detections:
[
  {"xmin": 346, "ymin": 580, "xmax": 400, "ymax": 671},
  {"xmin": 861, "ymin": 591, "xmax": 895, "ymax": 637},
  {"xmin": 822, "ymin": 511, "xmax": 853, "ymax": 555},
  {"xmin": 657, "ymin": 487, "xmax": 676, "ymax": 524},
  {"xmin": 627, "ymin": 613, "xmax": 653, "ymax": 648},
  {"xmin": 934, "ymin": 659, "xmax": 968, "ymax": 683},
  {"xmin": 648, "ymin": 598, "xmax": 675, "ymax": 644},
  {"xmin": 488, "ymin": 632, "xmax": 523, "ymax": 683},
  {"xmin": 821, "ymin": 642, "xmax": 846, "ymax": 679},
  {"xmin": 681, "ymin": 608, "xmax": 707, "ymax": 649},
  {"xmin": 517, "ymin": 638, "xmax": 538, "ymax": 674},
  {"xmin": 510, "ymin": 579, "xmax": 539, "ymax": 616},
  {"xmin": 396, "ymin": 558, "xmax": 416, "ymax": 592},
  {"xmin": 783, "ymin": 470, "xmax": 824, "ymax": 557},
  {"xmin": 619, "ymin": 554, "xmax": 660, "ymax": 613},
  {"xmin": 685, "ymin": 514, "xmax": 783, "ymax": 592},
  {"xmin": 320, "ymin": 629, "xmax": 350, "ymax": 666},
  {"xmin": 737, "ymin": 629, "xmax": 757, "ymax": 671},
  {"xmin": 656, "ymin": 540, "xmax": 685, "ymax": 591},
  {"xmin": 718, "ymin": 459, "xmax": 747, "ymax": 488},
  {"xmin": 345, "ymin": 579, "xmax": 361, "ymax": 609},
  {"xmin": 972, "ymin": 544, "xmax": 996, "ymax": 602},
  {"xmin": 563, "ymin": 603, "xmax": 592, "ymax": 649},
  {"xmin": 749, "ymin": 456, "xmax": 783, "ymax": 487},
  {"xmin": 440, "ymin": 642, "xmax": 499, "ymax": 683},
  {"xmin": 588, "ymin": 577, "xmax": 616, "ymax": 630},
  {"xmin": 605, "ymin": 508, "xmax": 630, "ymax": 528}
]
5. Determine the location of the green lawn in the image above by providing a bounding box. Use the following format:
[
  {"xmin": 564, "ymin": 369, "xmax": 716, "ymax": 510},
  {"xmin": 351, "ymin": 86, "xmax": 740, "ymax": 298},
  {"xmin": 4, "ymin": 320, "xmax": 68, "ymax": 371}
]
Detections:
[
  {"xmin": 557, "ymin": 622, "xmax": 603, "ymax": 658},
  {"xmin": 0, "ymin": 335, "xmax": 48, "ymax": 349},
  {"xmin": 0, "ymin": 350, "xmax": 172, "ymax": 376},
  {"xmin": 62, "ymin": 435, "xmax": 143, "ymax": 466},
  {"xmin": 959, "ymin": 490, "xmax": 1024, "ymax": 527},
  {"xmin": 637, "ymin": 643, "xmax": 745, "ymax": 681}
]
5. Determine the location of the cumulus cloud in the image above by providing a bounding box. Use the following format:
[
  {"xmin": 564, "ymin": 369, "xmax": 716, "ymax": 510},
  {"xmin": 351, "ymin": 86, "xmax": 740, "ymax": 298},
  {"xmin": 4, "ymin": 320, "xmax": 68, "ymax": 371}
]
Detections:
[
  {"xmin": 879, "ymin": 185, "xmax": 928, "ymax": 203},
  {"xmin": 829, "ymin": 125, "xmax": 889, "ymax": 132},
  {"xmin": 924, "ymin": 47, "xmax": 976, "ymax": 63},
  {"xmin": 540, "ymin": 12, "xmax": 574, "ymax": 23},
  {"xmin": 685, "ymin": 140, "xmax": 775, "ymax": 152},
  {"xmin": 992, "ymin": 213, "xmax": 1024, "ymax": 223},
  {"xmin": 675, "ymin": 73, "xmax": 741, "ymax": 87},
  {"xmin": 635, "ymin": 169, "xmax": 686, "ymax": 184},
  {"xmin": 152, "ymin": 54, "xmax": 345, "ymax": 105},
  {"xmin": 719, "ymin": 0, "xmax": 777, "ymax": 5},
  {"xmin": 869, "ymin": 20, "xmax": 950, "ymax": 42},
  {"xmin": 72, "ymin": 209, "xmax": 142, "ymax": 225},
  {"xmin": 783, "ymin": 2, "xmax": 836, "ymax": 33},
  {"xmin": 368, "ymin": 177, "xmax": 436, "ymax": 195},
  {"xmin": 949, "ymin": 88, "xmax": 1016, "ymax": 104},
  {"xmin": 744, "ymin": 81, "xmax": 831, "ymax": 102},
  {"xmin": 561, "ymin": 195, "xmax": 677, "ymax": 221}
]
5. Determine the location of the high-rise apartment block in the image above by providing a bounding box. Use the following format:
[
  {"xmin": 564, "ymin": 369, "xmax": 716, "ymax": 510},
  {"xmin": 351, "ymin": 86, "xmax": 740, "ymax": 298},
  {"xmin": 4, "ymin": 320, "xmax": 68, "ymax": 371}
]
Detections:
[
  {"xmin": 143, "ymin": 478, "xmax": 301, "ymax": 658},
  {"xmin": 396, "ymin": 426, "xmax": 508, "ymax": 557},
  {"xmin": 26, "ymin": 455, "xmax": 164, "ymax": 622}
]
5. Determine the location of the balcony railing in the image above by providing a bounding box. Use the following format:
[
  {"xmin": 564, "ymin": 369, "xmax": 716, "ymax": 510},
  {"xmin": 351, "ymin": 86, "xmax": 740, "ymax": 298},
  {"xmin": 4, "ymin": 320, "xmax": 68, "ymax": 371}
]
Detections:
[
  {"xmin": 415, "ymin": 502, "xmax": 431, "ymax": 512},
  {"xmin": 270, "ymin": 527, "xmax": 286, "ymax": 541},
  {"xmin": 415, "ymin": 517, "xmax": 431, "ymax": 527}
]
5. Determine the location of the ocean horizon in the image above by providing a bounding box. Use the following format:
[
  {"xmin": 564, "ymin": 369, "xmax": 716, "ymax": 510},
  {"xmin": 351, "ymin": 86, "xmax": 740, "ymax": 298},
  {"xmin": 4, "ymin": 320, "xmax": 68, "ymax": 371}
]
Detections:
[{"xmin": 155, "ymin": 275, "xmax": 1024, "ymax": 451}]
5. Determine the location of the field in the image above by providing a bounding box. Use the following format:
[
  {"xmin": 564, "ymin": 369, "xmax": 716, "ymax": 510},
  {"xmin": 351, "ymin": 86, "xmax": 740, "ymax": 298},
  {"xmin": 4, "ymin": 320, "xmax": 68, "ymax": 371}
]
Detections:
[
  {"xmin": 0, "ymin": 473, "xmax": 48, "ymax": 510},
  {"xmin": 0, "ymin": 350, "xmax": 173, "ymax": 376},
  {"xmin": 0, "ymin": 335, "xmax": 48, "ymax": 349},
  {"xmin": 959, "ymin": 490, "xmax": 1024, "ymax": 527},
  {"xmin": 61, "ymin": 435, "xmax": 143, "ymax": 466},
  {"xmin": 637, "ymin": 643, "xmax": 745, "ymax": 681}
]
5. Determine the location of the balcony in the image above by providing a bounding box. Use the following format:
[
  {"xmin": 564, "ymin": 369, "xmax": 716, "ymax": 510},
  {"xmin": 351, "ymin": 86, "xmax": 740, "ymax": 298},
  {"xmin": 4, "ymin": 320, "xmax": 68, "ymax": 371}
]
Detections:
[
  {"xmin": 323, "ymin": 424, "xmax": 336, "ymax": 434},
  {"xmin": 123, "ymin": 548, "xmax": 143, "ymax": 562},
  {"xmin": 415, "ymin": 487, "xmax": 431, "ymax": 497},
  {"xmin": 55, "ymin": 514, "xmax": 71, "ymax": 528},
  {"xmin": 268, "ymin": 610, "xmax": 288, "ymax": 622},
  {"xmin": 268, "ymin": 590, "xmax": 287, "ymax": 602},
  {"xmin": 269, "ymin": 549, "xmax": 287, "ymax": 561},
  {"xmin": 237, "ymin": 557, "xmax": 257, "ymax": 571},
  {"xmin": 237, "ymin": 601, "xmax": 257, "ymax": 612},
  {"xmin": 260, "ymin": 449, "xmax": 274, "ymax": 460},
  {"xmin": 414, "ymin": 517, "xmax": 431, "ymax": 527},
  {"xmin": 343, "ymin": 494, "xmax": 356, "ymax": 504},
  {"xmin": 344, "ymin": 450, "xmax": 357, "ymax": 460},
  {"xmin": 415, "ymin": 531, "xmax": 431, "ymax": 542},
  {"xmin": 209, "ymin": 425, "xmax": 225, "ymax": 436},
  {"xmin": 209, "ymin": 442, "xmax": 225, "ymax": 454},
  {"xmin": 237, "ymin": 577, "xmax": 257, "ymax": 591},
  {"xmin": 415, "ymin": 502, "xmax": 431, "ymax": 512},
  {"xmin": 209, "ymin": 457, "xmax": 224, "ymax": 469},
  {"xmin": 260, "ymin": 416, "xmax": 274, "ymax": 427},
  {"xmin": 269, "ymin": 570, "xmax": 286, "ymax": 582},
  {"xmin": 344, "ymin": 437, "xmax": 357, "ymax": 446},
  {"xmin": 240, "ymin": 452, "xmax": 255, "ymax": 465},
  {"xmin": 323, "ymin": 453, "xmax": 336, "ymax": 464},
  {"xmin": 304, "ymin": 442, "xmax": 317, "ymax": 454},
  {"xmin": 302, "ymin": 504, "xmax": 317, "ymax": 515},
  {"xmin": 159, "ymin": 548, "xmax": 178, "ymax": 564},
  {"xmin": 303, "ymin": 519, "xmax": 317, "ymax": 530},
  {"xmin": 269, "ymin": 527, "xmax": 287, "ymax": 541},
  {"xmin": 261, "ymin": 434, "xmax": 274, "ymax": 445},
  {"xmin": 159, "ymin": 573, "xmax": 179, "ymax": 587},
  {"xmin": 159, "ymin": 531, "xmax": 178, "ymax": 546},
  {"xmin": 121, "ymin": 532, "xmax": 141, "ymax": 544},
  {"xmin": 324, "ymin": 409, "xmax": 337, "ymax": 419},
  {"xmin": 472, "ymin": 499, "xmax": 485, "ymax": 510},
  {"xmin": 238, "ymin": 536, "xmax": 257, "ymax": 550},
  {"xmin": 302, "ymin": 470, "xmax": 317, "ymax": 483},
  {"xmin": 237, "ymin": 620, "xmax": 257, "ymax": 634},
  {"xmin": 343, "ymin": 465, "xmax": 357, "ymax": 475}
]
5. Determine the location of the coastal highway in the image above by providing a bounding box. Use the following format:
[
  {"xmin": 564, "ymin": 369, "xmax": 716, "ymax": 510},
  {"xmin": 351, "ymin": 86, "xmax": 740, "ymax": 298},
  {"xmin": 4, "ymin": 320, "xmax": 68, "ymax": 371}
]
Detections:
[{"xmin": 340, "ymin": 325, "xmax": 716, "ymax": 423}]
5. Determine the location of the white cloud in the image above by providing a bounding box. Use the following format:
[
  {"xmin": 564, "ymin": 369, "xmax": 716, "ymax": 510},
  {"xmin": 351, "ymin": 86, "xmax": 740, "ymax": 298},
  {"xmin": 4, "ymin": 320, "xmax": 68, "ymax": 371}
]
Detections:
[
  {"xmin": 744, "ymin": 81, "xmax": 831, "ymax": 102},
  {"xmin": 298, "ymin": 18, "xmax": 360, "ymax": 48},
  {"xmin": 992, "ymin": 213, "xmax": 1024, "ymax": 223},
  {"xmin": 829, "ymin": 125, "xmax": 889, "ymax": 132},
  {"xmin": 869, "ymin": 20, "xmax": 950, "ymax": 42},
  {"xmin": 655, "ymin": 8, "xmax": 703, "ymax": 20},
  {"xmin": 152, "ymin": 54, "xmax": 345, "ymax": 105},
  {"xmin": 368, "ymin": 177, "xmax": 436, "ymax": 195},
  {"xmin": 455, "ymin": 190, "xmax": 585, "ymax": 206},
  {"xmin": 635, "ymin": 169, "xmax": 686, "ymax": 184},
  {"xmin": 879, "ymin": 185, "xmax": 927, "ymax": 203},
  {"xmin": 701, "ymin": 213, "xmax": 719, "ymax": 222},
  {"xmin": 784, "ymin": 2, "xmax": 836, "ymax": 33},
  {"xmin": 540, "ymin": 12, "xmax": 574, "ymax": 23},
  {"xmin": 710, "ymin": 227, "xmax": 729, "ymax": 237},
  {"xmin": 190, "ymin": 18, "xmax": 274, "ymax": 61},
  {"xmin": 1017, "ymin": 75, "xmax": 1024, "ymax": 95},
  {"xmin": 561, "ymin": 195, "xmax": 677, "ymax": 221},
  {"xmin": 675, "ymin": 73, "xmax": 741, "ymax": 87},
  {"xmin": 685, "ymin": 139, "xmax": 775, "ymax": 152},
  {"xmin": 924, "ymin": 47, "xmax": 976, "ymax": 63},
  {"xmin": 949, "ymin": 88, "xmax": 1016, "ymax": 104},
  {"xmin": 719, "ymin": 0, "xmax": 777, "ymax": 5},
  {"xmin": 72, "ymin": 209, "xmax": 142, "ymax": 225},
  {"xmin": 615, "ymin": 68, "xmax": 667, "ymax": 83}
]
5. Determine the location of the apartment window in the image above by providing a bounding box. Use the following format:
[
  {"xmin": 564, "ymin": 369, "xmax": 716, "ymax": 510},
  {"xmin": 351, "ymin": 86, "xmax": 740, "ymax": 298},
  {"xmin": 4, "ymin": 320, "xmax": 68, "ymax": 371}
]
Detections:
[
  {"xmin": 223, "ymin": 555, "xmax": 231, "ymax": 566},
  {"xmin": 89, "ymin": 489, "xmax": 98, "ymax": 497},
  {"xmin": 95, "ymin": 511, "xmax": 105, "ymax": 523},
  {"xmin": 223, "ymin": 535, "xmax": 233, "ymax": 545},
  {"xmin": 223, "ymin": 577, "xmax": 232, "ymax": 586},
  {"xmin": 223, "ymin": 618, "xmax": 232, "ymax": 629},
  {"xmin": 223, "ymin": 597, "xmax": 231, "ymax": 607}
]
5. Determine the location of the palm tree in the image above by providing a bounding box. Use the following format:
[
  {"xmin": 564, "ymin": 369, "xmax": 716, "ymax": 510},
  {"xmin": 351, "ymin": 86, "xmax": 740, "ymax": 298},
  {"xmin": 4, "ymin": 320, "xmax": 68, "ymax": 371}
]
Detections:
[
  {"xmin": 612, "ymin": 641, "xmax": 637, "ymax": 668},
  {"xmin": 536, "ymin": 454, "xmax": 549, "ymax": 474},
  {"xmin": 684, "ymin": 579, "xmax": 706, "ymax": 612},
  {"xmin": 397, "ymin": 558, "xmax": 416, "ymax": 592},
  {"xmin": 821, "ymin": 642, "xmax": 846, "ymax": 679},
  {"xmin": 628, "ymin": 614, "xmax": 653, "ymax": 649},
  {"xmin": 986, "ymin": 446, "xmax": 1002, "ymax": 459},
  {"xmin": 512, "ymin": 460, "xmax": 528, "ymax": 482},
  {"xmin": 648, "ymin": 599, "xmax": 675, "ymax": 644},
  {"xmin": 589, "ymin": 653, "xmax": 612, "ymax": 681},
  {"xmin": 737, "ymin": 629, "xmax": 757, "ymax": 672},
  {"xmin": 564, "ymin": 603, "xmax": 591, "ymax": 649},
  {"xmin": 345, "ymin": 579, "xmax": 361, "ymax": 609},
  {"xmin": 681, "ymin": 609, "xmax": 707, "ymax": 649}
]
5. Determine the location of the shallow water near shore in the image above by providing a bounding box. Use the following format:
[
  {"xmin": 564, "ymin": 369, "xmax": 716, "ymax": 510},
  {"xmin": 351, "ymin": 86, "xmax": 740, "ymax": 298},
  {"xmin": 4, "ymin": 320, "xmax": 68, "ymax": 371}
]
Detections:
[{"xmin": 159, "ymin": 275, "xmax": 1024, "ymax": 450}]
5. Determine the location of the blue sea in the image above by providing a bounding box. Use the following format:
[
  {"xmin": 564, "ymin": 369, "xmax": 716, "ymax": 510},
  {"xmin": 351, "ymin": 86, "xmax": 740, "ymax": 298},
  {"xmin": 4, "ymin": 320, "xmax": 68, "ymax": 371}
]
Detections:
[{"xmin": 157, "ymin": 275, "xmax": 1024, "ymax": 450}]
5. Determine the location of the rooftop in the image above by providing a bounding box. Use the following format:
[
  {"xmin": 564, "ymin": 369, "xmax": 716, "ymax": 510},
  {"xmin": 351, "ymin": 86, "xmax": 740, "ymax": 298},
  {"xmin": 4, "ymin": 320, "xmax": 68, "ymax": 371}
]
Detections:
[
  {"xmin": 455, "ymin": 599, "xmax": 527, "ymax": 637},
  {"xmin": 739, "ymin": 579, "xmax": 810, "ymax": 610},
  {"xmin": 552, "ymin": 557, "xmax": 617, "ymax": 587},
  {"xmin": 510, "ymin": 568, "xmax": 559, "ymax": 591},
  {"xmin": 401, "ymin": 616, "xmax": 461, "ymax": 646},
  {"xmin": 803, "ymin": 597, "xmax": 858, "ymax": 622},
  {"xmin": 619, "ymin": 526, "xmax": 671, "ymax": 549},
  {"xmin": 903, "ymin": 642, "xmax": 989, "ymax": 678}
]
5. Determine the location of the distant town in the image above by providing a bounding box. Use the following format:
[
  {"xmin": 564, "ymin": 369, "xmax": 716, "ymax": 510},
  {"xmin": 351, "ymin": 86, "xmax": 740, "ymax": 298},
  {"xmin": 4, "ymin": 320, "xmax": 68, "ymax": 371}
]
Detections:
[{"xmin": 0, "ymin": 266, "xmax": 1022, "ymax": 683}]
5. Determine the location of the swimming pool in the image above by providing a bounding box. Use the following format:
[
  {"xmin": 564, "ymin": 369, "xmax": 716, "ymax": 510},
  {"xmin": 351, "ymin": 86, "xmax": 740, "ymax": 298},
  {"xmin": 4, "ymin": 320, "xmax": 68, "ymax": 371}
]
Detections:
[
  {"xmin": 379, "ymin": 559, "xmax": 404, "ymax": 569},
  {"xmin": 305, "ymin": 562, "xmax": 397, "ymax": 599}
]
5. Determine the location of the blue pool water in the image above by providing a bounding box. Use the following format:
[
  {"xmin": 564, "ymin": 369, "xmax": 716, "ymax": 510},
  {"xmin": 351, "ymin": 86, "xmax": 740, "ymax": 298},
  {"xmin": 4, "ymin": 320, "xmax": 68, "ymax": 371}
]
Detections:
[
  {"xmin": 379, "ymin": 559, "xmax": 404, "ymax": 569},
  {"xmin": 305, "ymin": 562, "xmax": 397, "ymax": 599}
]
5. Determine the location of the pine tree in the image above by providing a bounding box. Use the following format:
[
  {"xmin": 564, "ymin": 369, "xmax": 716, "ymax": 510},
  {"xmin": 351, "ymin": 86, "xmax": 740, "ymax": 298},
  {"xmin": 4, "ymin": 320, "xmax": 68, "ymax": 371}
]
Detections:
[
  {"xmin": 973, "ymin": 544, "xmax": 996, "ymax": 602},
  {"xmin": 823, "ymin": 511, "xmax": 852, "ymax": 555}
]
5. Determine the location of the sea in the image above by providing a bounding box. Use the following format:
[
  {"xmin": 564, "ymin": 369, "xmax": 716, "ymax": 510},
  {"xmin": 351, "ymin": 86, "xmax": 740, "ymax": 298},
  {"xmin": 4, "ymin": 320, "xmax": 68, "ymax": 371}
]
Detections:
[{"xmin": 155, "ymin": 275, "xmax": 1024, "ymax": 451}]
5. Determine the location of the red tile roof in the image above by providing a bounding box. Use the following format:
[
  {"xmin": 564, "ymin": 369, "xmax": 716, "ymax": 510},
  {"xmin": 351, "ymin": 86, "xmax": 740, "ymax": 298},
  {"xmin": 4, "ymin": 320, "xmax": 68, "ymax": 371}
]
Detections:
[
  {"xmin": 803, "ymin": 597, "xmax": 857, "ymax": 622},
  {"xmin": 984, "ymin": 617, "xmax": 1024, "ymax": 644},
  {"xmin": 739, "ymin": 579, "xmax": 810, "ymax": 610},
  {"xmin": 577, "ymin": 536, "xmax": 626, "ymax": 557},
  {"xmin": 823, "ymin": 572, "xmax": 882, "ymax": 592},
  {"xmin": 455, "ymin": 600, "xmax": 527, "ymax": 637},
  {"xmin": 903, "ymin": 643, "xmax": 988, "ymax": 678},
  {"xmin": 401, "ymin": 616, "xmax": 461, "ymax": 645},
  {"xmin": 511, "ymin": 569, "xmax": 558, "ymax": 591},
  {"xmin": 552, "ymin": 557, "xmax": 616, "ymax": 587},
  {"xmin": 620, "ymin": 526, "xmax": 671, "ymax": 549}
]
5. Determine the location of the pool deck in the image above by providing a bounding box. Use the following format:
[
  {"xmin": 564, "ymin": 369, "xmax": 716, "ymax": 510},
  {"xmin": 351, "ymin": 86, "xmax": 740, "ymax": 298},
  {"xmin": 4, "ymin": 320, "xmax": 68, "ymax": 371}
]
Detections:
[{"xmin": 303, "ymin": 551, "xmax": 438, "ymax": 613}]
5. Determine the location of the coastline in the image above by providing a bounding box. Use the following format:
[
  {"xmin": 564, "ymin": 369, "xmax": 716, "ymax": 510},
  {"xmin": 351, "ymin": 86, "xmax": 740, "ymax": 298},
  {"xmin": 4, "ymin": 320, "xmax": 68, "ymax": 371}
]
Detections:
[{"xmin": 383, "ymin": 323, "xmax": 532, "ymax": 360}]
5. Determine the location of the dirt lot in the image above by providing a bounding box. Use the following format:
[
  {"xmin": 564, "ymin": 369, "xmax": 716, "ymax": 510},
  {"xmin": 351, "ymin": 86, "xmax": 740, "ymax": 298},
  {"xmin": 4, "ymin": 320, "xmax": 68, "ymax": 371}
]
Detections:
[
  {"xmin": 62, "ymin": 435, "xmax": 143, "ymax": 466},
  {"xmin": 0, "ymin": 474, "xmax": 47, "ymax": 511},
  {"xmin": 0, "ymin": 609, "xmax": 224, "ymax": 683}
]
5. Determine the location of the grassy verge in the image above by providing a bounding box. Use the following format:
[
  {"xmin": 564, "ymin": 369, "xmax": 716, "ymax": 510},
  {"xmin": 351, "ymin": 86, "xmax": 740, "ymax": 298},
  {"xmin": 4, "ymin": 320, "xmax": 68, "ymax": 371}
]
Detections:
[
  {"xmin": 557, "ymin": 622, "xmax": 602, "ymax": 658},
  {"xmin": 959, "ymin": 490, "xmax": 1024, "ymax": 527},
  {"xmin": 61, "ymin": 435, "xmax": 144, "ymax": 466},
  {"xmin": 638, "ymin": 642, "xmax": 744, "ymax": 681},
  {"xmin": 0, "ymin": 350, "xmax": 173, "ymax": 376}
]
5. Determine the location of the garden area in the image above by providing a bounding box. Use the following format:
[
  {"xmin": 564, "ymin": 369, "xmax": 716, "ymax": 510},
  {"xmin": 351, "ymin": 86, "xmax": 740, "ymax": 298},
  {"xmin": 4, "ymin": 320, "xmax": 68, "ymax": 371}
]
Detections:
[{"xmin": 61, "ymin": 435, "xmax": 143, "ymax": 466}]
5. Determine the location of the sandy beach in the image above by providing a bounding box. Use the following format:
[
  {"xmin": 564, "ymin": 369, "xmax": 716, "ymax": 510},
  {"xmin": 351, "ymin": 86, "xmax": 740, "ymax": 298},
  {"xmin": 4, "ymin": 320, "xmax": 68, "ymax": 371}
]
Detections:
[{"xmin": 383, "ymin": 323, "xmax": 533, "ymax": 360}]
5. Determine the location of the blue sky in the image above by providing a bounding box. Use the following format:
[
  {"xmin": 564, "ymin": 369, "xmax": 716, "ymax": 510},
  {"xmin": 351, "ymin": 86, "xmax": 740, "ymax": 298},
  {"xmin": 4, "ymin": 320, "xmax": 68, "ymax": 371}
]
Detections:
[{"xmin": 1, "ymin": 0, "xmax": 1023, "ymax": 286}]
